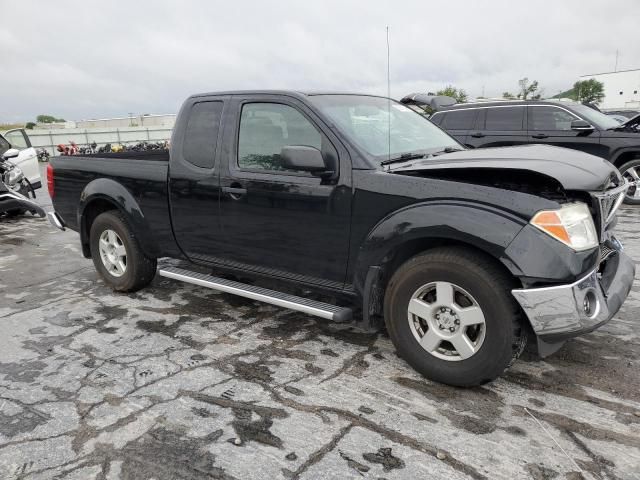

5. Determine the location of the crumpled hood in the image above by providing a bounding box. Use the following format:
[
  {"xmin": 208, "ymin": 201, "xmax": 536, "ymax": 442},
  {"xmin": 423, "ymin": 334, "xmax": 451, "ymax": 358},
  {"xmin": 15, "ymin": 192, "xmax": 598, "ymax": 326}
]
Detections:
[{"xmin": 390, "ymin": 144, "xmax": 620, "ymax": 191}]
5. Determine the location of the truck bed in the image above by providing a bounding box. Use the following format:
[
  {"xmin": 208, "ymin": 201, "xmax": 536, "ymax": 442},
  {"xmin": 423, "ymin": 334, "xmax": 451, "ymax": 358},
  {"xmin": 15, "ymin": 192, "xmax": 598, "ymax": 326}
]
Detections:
[{"xmin": 50, "ymin": 151, "xmax": 176, "ymax": 257}]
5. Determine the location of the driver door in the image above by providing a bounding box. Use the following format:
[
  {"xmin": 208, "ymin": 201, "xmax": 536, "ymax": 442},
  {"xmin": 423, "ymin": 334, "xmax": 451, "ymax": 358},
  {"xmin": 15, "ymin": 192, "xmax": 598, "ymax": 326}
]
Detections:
[{"xmin": 216, "ymin": 95, "xmax": 353, "ymax": 288}]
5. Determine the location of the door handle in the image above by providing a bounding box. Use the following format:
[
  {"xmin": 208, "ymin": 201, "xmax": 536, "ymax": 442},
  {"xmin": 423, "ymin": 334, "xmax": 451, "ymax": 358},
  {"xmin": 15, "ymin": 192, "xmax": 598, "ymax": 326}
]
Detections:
[
  {"xmin": 470, "ymin": 132, "xmax": 485, "ymax": 138},
  {"xmin": 531, "ymin": 133, "xmax": 548, "ymax": 139}
]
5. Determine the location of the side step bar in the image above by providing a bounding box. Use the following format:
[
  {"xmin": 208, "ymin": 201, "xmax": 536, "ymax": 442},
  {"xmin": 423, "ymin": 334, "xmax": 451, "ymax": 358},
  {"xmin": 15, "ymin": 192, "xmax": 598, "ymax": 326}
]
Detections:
[{"xmin": 158, "ymin": 266, "xmax": 353, "ymax": 323}]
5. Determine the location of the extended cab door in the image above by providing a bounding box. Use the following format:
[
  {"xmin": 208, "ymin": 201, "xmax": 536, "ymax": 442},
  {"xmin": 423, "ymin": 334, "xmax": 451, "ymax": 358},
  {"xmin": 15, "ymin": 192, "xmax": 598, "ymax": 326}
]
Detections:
[
  {"xmin": 169, "ymin": 97, "xmax": 227, "ymax": 259},
  {"xmin": 216, "ymin": 95, "xmax": 352, "ymax": 288},
  {"xmin": 467, "ymin": 106, "xmax": 528, "ymax": 149},
  {"xmin": 527, "ymin": 105, "xmax": 603, "ymax": 157}
]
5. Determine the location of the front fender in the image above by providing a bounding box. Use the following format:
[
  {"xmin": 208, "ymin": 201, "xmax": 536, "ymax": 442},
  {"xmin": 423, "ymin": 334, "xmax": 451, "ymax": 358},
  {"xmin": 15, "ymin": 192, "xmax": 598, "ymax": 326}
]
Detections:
[
  {"xmin": 78, "ymin": 178, "xmax": 159, "ymax": 257},
  {"xmin": 353, "ymin": 201, "xmax": 528, "ymax": 294}
]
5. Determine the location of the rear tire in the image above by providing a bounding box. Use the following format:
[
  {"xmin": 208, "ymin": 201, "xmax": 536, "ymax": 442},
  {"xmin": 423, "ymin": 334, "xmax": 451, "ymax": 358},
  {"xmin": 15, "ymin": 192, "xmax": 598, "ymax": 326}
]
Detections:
[
  {"xmin": 618, "ymin": 159, "xmax": 640, "ymax": 205},
  {"xmin": 384, "ymin": 247, "xmax": 526, "ymax": 387},
  {"xmin": 89, "ymin": 210, "xmax": 157, "ymax": 292}
]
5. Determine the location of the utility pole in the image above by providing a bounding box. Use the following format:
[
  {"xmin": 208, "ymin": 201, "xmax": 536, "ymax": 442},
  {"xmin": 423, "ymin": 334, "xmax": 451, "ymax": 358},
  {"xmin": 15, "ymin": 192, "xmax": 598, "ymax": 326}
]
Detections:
[{"xmin": 615, "ymin": 49, "xmax": 619, "ymax": 72}]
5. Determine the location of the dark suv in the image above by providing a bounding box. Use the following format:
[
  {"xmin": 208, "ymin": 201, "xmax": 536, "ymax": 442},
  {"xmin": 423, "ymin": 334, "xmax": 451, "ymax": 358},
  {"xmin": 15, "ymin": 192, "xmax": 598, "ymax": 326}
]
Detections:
[{"xmin": 429, "ymin": 101, "xmax": 640, "ymax": 203}]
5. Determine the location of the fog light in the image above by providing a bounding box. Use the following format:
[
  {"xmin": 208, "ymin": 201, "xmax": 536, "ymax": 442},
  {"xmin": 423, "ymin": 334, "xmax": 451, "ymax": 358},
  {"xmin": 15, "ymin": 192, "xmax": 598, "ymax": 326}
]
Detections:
[
  {"xmin": 583, "ymin": 290, "xmax": 599, "ymax": 318},
  {"xmin": 583, "ymin": 296, "xmax": 592, "ymax": 316}
]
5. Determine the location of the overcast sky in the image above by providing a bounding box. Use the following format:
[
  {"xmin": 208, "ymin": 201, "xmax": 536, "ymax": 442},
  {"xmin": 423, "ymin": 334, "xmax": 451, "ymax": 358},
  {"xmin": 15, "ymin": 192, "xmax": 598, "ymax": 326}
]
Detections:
[{"xmin": 2, "ymin": 0, "xmax": 638, "ymax": 122}]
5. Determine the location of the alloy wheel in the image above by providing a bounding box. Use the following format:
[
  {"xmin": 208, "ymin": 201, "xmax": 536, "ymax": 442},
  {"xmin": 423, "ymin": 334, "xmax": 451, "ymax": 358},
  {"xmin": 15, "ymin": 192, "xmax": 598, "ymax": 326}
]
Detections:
[
  {"xmin": 98, "ymin": 229, "xmax": 127, "ymax": 277},
  {"xmin": 407, "ymin": 281, "xmax": 486, "ymax": 361}
]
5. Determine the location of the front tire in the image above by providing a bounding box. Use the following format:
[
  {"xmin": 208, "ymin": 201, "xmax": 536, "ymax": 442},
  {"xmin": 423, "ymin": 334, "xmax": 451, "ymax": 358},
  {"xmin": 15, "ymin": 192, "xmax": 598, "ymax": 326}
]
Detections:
[
  {"xmin": 89, "ymin": 210, "xmax": 157, "ymax": 292},
  {"xmin": 619, "ymin": 159, "xmax": 640, "ymax": 205},
  {"xmin": 384, "ymin": 247, "xmax": 526, "ymax": 387}
]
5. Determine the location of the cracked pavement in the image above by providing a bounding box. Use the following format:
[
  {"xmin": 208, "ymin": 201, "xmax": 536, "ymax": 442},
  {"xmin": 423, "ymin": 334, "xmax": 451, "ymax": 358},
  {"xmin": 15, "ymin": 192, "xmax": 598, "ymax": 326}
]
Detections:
[{"xmin": 0, "ymin": 186, "xmax": 639, "ymax": 480}]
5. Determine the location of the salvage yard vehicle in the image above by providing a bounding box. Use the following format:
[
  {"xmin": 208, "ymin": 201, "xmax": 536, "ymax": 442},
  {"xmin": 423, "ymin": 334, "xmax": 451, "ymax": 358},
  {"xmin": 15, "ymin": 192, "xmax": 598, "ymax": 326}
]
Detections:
[
  {"xmin": 427, "ymin": 100, "xmax": 640, "ymax": 204},
  {"xmin": 46, "ymin": 91, "xmax": 635, "ymax": 386},
  {"xmin": 0, "ymin": 129, "xmax": 42, "ymax": 191},
  {"xmin": 0, "ymin": 155, "xmax": 45, "ymax": 218}
]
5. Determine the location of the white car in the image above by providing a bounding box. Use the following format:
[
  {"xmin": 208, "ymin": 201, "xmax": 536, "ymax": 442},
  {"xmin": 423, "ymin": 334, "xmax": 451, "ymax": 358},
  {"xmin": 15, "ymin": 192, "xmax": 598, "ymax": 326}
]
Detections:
[{"xmin": 0, "ymin": 129, "xmax": 41, "ymax": 191}]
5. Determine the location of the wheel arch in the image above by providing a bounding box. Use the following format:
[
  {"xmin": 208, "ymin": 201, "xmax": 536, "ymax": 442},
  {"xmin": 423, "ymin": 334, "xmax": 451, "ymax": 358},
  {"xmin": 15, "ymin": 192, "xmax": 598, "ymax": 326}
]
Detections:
[
  {"xmin": 78, "ymin": 178, "xmax": 158, "ymax": 259},
  {"xmin": 354, "ymin": 202, "xmax": 527, "ymax": 329},
  {"xmin": 611, "ymin": 149, "xmax": 640, "ymax": 168}
]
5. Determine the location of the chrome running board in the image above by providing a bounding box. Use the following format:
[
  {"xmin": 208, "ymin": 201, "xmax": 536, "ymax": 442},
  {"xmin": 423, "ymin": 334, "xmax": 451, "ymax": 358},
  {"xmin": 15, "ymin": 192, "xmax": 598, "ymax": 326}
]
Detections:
[{"xmin": 158, "ymin": 266, "xmax": 352, "ymax": 322}]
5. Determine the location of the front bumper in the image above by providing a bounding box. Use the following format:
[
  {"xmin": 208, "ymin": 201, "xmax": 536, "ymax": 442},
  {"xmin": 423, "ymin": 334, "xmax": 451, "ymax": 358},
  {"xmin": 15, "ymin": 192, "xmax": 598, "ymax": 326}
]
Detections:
[
  {"xmin": 0, "ymin": 190, "xmax": 46, "ymax": 218},
  {"xmin": 512, "ymin": 249, "xmax": 635, "ymax": 343}
]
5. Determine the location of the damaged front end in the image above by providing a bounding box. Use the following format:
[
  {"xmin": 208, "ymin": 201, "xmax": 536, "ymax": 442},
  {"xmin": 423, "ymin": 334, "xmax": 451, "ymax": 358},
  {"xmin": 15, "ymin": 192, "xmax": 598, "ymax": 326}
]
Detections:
[{"xmin": 511, "ymin": 178, "xmax": 634, "ymax": 356}]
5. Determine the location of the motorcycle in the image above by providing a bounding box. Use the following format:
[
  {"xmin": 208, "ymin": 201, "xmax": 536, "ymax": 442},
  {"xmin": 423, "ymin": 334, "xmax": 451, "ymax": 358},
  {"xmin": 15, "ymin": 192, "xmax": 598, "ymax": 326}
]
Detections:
[
  {"xmin": 37, "ymin": 148, "xmax": 50, "ymax": 162},
  {"xmin": 0, "ymin": 149, "xmax": 45, "ymax": 218},
  {"xmin": 56, "ymin": 141, "xmax": 79, "ymax": 156}
]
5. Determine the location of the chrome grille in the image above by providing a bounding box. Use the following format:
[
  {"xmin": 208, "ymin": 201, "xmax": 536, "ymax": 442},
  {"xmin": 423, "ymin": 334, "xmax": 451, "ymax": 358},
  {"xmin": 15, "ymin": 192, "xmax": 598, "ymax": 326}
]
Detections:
[
  {"xmin": 600, "ymin": 244, "xmax": 615, "ymax": 263},
  {"xmin": 591, "ymin": 180, "xmax": 629, "ymax": 238}
]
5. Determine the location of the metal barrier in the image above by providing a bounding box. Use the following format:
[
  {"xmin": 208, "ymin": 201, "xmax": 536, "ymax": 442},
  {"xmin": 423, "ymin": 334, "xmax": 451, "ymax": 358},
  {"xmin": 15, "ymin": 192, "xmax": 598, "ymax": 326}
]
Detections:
[{"xmin": 8, "ymin": 126, "xmax": 173, "ymax": 156}]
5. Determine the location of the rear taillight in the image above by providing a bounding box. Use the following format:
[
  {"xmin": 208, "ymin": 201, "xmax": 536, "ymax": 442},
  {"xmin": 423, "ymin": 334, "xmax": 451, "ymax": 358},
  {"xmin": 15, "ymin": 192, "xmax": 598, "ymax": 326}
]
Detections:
[{"xmin": 46, "ymin": 163, "xmax": 54, "ymax": 199}]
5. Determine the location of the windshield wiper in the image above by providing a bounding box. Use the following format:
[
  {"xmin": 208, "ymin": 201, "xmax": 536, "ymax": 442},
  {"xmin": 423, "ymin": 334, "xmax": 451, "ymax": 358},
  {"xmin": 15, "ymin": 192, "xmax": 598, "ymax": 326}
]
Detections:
[
  {"xmin": 380, "ymin": 152, "xmax": 429, "ymax": 167},
  {"xmin": 431, "ymin": 146, "xmax": 464, "ymax": 156}
]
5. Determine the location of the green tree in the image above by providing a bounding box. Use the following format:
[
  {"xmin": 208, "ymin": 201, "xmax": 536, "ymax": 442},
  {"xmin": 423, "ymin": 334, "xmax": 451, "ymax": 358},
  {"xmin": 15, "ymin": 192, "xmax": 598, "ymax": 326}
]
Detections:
[
  {"xmin": 36, "ymin": 115, "xmax": 65, "ymax": 123},
  {"xmin": 502, "ymin": 92, "xmax": 516, "ymax": 99},
  {"xmin": 517, "ymin": 78, "xmax": 542, "ymax": 100},
  {"xmin": 25, "ymin": 122, "xmax": 36, "ymax": 129},
  {"xmin": 572, "ymin": 79, "xmax": 605, "ymax": 104},
  {"xmin": 436, "ymin": 85, "xmax": 468, "ymax": 103}
]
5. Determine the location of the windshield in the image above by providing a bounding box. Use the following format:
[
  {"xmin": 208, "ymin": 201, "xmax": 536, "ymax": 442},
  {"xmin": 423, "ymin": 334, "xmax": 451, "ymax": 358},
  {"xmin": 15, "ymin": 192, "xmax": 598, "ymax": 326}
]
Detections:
[
  {"xmin": 570, "ymin": 105, "xmax": 621, "ymax": 130},
  {"xmin": 309, "ymin": 95, "xmax": 460, "ymax": 162}
]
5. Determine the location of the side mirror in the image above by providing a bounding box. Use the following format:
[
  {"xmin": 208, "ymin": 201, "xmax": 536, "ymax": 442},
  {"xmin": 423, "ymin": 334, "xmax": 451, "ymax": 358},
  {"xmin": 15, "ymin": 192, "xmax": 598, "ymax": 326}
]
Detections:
[
  {"xmin": 280, "ymin": 145, "xmax": 328, "ymax": 173},
  {"xmin": 2, "ymin": 148, "xmax": 20, "ymax": 160},
  {"xmin": 571, "ymin": 119, "xmax": 594, "ymax": 131}
]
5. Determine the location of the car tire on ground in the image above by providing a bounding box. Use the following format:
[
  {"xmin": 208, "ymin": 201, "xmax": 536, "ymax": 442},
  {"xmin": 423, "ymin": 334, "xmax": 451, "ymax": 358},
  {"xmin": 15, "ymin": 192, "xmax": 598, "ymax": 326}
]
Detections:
[
  {"xmin": 384, "ymin": 247, "xmax": 526, "ymax": 387},
  {"xmin": 618, "ymin": 159, "xmax": 640, "ymax": 205},
  {"xmin": 89, "ymin": 210, "xmax": 157, "ymax": 292}
]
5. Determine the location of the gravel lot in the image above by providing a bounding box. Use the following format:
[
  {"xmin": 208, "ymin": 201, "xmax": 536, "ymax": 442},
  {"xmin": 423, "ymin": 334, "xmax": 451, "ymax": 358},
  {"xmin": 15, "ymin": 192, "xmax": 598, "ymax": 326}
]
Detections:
[{"xmin": 1, "ymin": 183, "xmax": 639, "ymax": 480}]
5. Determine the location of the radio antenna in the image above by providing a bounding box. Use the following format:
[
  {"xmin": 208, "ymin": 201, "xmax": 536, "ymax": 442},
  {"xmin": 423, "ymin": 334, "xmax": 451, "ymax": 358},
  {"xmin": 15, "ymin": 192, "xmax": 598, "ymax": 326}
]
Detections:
[{"xmin": 386, "ymin": 26, "xmax": 391, "ymax": 168}]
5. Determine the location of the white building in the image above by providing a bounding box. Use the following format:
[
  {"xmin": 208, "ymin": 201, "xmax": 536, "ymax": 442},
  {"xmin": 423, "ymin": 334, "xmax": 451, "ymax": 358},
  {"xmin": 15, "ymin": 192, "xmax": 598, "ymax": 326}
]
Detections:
[
  {"xmin": 76, "ymin": 114, "xmax": 176, "ymax": 129},
  {"xmin": 580, "ymin": 68, "xmax": 640, "ymax": 111}
]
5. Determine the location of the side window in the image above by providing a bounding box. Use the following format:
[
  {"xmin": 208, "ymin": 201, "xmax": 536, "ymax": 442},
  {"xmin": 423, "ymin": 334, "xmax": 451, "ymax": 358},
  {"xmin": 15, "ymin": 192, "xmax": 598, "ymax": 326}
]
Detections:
[
  {"xmin": 4, "ymin": 130, "xmax": 28, "ymax": 149},
  {"xmin": 441, "ymin": 110, "xmax": 477, "ymax": 130},
  {"xmin": 529, "ymin": 107, "xmax": 576, "ymax": 131},
  {"xmin": 484, "ymin": 107, "xmax": 524, "ymax": 131},
  {"xmin": 183, "ymin": 101, "xmax": 223, "ymax": 168},
  {"xmin": 238, "ymin": 103, "xmax": 322, "ymax": 172}
]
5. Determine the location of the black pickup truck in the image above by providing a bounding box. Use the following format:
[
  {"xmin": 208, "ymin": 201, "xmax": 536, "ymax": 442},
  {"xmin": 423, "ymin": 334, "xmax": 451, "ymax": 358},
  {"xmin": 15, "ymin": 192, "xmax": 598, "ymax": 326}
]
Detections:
[{"xmin": 47, "ymin": 91, "xmax": 635, "ymax": 386}]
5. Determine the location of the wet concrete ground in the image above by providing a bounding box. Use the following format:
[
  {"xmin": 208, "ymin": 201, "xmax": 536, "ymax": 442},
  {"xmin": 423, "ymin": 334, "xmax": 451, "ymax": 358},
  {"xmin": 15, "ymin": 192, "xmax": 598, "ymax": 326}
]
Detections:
[{"xmin": 0, "ymin": 186, "xmax": 639, "ymax": 479}]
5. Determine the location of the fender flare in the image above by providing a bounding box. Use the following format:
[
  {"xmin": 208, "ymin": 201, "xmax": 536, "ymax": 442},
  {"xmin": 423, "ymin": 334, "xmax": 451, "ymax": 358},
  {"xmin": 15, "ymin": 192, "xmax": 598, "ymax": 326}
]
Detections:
[
  {"xmin": 78, "ymin": 178, "xmax": 159, "ymax": 258},
  {"xmin": 353, "ymin": 201, "xmax": 528, "ymax": 327}
]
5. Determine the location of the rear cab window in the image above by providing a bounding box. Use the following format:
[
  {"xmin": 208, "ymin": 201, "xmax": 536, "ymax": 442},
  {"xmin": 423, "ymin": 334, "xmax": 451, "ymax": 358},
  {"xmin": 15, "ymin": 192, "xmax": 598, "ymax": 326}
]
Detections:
[{"xmin": 182, "ymin": 101, "xmax": 224, "ymax": 168}]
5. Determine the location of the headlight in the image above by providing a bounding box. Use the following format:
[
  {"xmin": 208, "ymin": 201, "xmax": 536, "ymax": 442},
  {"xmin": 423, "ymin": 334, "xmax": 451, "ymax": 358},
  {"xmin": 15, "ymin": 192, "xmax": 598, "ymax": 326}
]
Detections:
[
  {"xmin": 530, "ymin": 202, "xmax": 598, "ymax": 251},
  {"xmin": 6, "ymin": 166, "xmax": 24, "ymax": 186}
]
